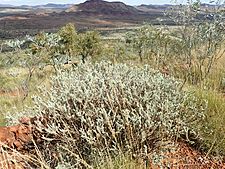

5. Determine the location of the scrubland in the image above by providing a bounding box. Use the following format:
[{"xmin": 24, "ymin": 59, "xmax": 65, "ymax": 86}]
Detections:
[{"xmin": 0, "ymin": 1, "xmax": 225, "ymax": 168}]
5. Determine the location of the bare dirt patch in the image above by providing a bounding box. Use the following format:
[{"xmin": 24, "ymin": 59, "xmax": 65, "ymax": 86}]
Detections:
[{"xmin": 0, "ymin": 16, "xmax": 29, "ymax": 20}]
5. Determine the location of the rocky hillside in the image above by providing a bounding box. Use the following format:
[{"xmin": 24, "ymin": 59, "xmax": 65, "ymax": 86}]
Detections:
[{"xmin": 67, "ymin": 0, "xmax": 141, "ymax": 15}]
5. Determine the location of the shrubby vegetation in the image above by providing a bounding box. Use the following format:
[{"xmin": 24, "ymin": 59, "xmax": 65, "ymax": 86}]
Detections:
[
  {"xmin": 126, "ymin": 1, "xmax": 225, "ymax": 85},
  {"xmin": 0, "ymin": 0, "xmax": 225, "ymax": 168},
  {"xmin": 5, "ymin": 23, "xmax": 101, "ymax": 68},
  {"xmin": 2, "ymin": 24, "xmax": 101, "ymax": 98},
  {"xmin": 17, "ymin": 61, "xmax": 205, "ymax": 168}
]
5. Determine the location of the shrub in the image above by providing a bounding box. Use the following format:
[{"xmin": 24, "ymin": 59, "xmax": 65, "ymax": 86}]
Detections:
[{"xmin": 19, "ymin": 61, "xmax": 206, "ymax": 168}]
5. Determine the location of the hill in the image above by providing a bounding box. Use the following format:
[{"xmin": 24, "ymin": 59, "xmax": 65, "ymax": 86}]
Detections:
[
  {"xmin": 67, "ymin": 0, "xmax": 141, "ymax": 15},
  {"xmin": 32, "ymin": 3, "xmax": 73, "ymax": 9},
  {"xmin": 136, "ymin": 4, "xmax": 173, "ymax": 12},
  {"xmin": 0, "ymin": 0, "xmax": 171, "ymax": 39}
]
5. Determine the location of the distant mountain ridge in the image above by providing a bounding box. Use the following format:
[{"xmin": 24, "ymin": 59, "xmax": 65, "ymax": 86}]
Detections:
[
  {"xmin": 32, "ymin": 3, "xmax": 73, "ymax": 9},
  {"xmin": 0, "ymin": 1, "xmax": 218, "ymax": 11},
  {"xmin": 136, "ymin": 4, "xmax": 173, "ymax": 12},
  {"xmin": 0, "ymin": 4, "xmax": 14, "ymax": 7},
  {"xmin": 0, "ymin": 3, "xmax": 72, "ymax": 9},
  {"xmin": 136, "ymin": 3, "xmax": 218, "ymax": 13}
]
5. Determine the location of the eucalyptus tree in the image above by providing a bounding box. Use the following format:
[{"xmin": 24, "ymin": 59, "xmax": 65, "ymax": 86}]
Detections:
[
  {"xmin": 167, "ymin": 0, "xmax": 225, "ymax": 84},
  {"xmin": 78, "ymin": 31, "xmax": 101, "ymax": 63},
  {"xmin": 125, "ymin": 26, "xmax": 153, "ymax": 62},
  {"xmin": 57, "ymin": 23, "xmax": 79, "ymax": 61}
]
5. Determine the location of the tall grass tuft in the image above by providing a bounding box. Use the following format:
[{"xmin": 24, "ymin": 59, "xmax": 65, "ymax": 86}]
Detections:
[{"xmin": 191, "ymin": 87, "xmax": 225, "ymax": 156}]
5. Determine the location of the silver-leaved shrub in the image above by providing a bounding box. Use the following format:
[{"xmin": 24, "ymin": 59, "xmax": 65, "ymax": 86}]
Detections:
[{"xmin": 23, "ymin": 61, "xmax": 206, "ymax": 168}]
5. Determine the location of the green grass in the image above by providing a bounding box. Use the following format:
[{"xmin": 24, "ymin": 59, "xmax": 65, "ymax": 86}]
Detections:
[
  {"xmin": 0, "ymin": 95, "xmax": 26, "ymax": 126},
  {"xmin": 0, "ymin": 66, "xmax": 52, "ymax": 126},
  {"xmin": 184, "ymin": 61, "xmax": 225, "ymax": 156},
  {"xmin": 96, "ymin": 155, "xmax": 146, "ymax": 169},
  {"xmin": 190, "ymin": 86, "xmax": 225, "ymax": 156},
  {"xmin": 0, "ymin": 71, "xmax": 22, "ymax": 91}
]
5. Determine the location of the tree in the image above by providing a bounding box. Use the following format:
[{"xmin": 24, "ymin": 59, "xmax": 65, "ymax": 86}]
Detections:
[
  {"xmin": 58, "ymin": 23, "xmax": 78, "ymax": 60},
  {"xmin": 78, "ymin": 31, "xmax": 101, "ymax": 63},
  {"xmin": 167, "ymin": 0, "xmax": 225, "ymax": 84},
  {"xmin": 125, "ymin": 26, "xmax": 152, "ymax": 62}
]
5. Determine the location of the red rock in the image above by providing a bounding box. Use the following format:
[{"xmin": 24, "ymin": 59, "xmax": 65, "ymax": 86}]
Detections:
[
  {"xmin": 0, "ymin": 118, "xmax": 33, "ymax": 168},
  {"xmin": 0, "ymin": 124, "xmax": 32, "ymax": 150}
]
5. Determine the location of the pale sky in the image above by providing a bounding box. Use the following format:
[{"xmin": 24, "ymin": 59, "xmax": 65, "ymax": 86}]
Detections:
[{"xmin": 0, "ymin": 0, "xmax": 212, "ymax": 6}]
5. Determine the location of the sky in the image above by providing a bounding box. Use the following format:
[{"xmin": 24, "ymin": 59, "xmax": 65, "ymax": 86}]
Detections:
[{"xmin": 0, "ymin": 0, "xmax": 211, "ymax": 6}]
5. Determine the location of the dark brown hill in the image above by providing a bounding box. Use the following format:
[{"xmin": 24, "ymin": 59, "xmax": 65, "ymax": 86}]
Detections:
[{"xmin": 67, "ymin": 0, "xmax": 141, "ymax": 15}]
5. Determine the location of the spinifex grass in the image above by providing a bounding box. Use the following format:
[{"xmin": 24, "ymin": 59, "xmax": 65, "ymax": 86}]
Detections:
[{"xmin": 190, "ymin": 86, "xmax": 225, "ymax": 156}]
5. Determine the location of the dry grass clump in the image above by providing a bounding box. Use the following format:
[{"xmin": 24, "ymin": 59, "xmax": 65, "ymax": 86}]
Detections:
[{"xmin": 17, "ymin": 61, "xmax": 206, "ymax": 168}]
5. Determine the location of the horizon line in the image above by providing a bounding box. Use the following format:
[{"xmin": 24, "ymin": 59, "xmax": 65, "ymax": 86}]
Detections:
[{"xmin": 0, "ymin": 0, "xmax": 213, "ymax": 6}]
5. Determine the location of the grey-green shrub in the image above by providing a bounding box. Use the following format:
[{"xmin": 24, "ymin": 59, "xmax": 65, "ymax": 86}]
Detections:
[{"xmin": 23, "ymin": 61, "xmax": 206, "ymax": 168}]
